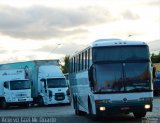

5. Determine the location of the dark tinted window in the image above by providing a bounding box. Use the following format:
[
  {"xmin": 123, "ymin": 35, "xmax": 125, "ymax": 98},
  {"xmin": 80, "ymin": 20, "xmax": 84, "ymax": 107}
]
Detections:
[
  {"xmin": 10, "ymin": 80, "xmax": 31, "ymax": 90},
  {"xmin": 94, "ymin": 63, "xmax": 151, "ymax": 93},
  {"xmin": 47, "ymin": 78, "xmax": 67, "ymax": 88},
  {"xmin": 93, "ymin": 45, "xmax": 149, "ymax": 62}
]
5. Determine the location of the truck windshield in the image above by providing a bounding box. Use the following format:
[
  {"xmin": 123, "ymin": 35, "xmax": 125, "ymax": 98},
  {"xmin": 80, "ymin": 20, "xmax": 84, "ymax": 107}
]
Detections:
[
  {"xmin": 10, "ymin": 80, "xmax": 31, "ymax": 90},
  {"xmin": 47, "ymin": 78, "xmax": 67, "ymax": 88}
]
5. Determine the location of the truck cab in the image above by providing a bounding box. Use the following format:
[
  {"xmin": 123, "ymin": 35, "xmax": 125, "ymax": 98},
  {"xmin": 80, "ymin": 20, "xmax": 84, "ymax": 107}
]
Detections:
[
  {"xmin": 37, "ymin": 65, "xmax": 71, "ymax": 105},
  {"xmin": 40, "ymin": 77, "xmax": 71, "ymax": 105},
  {"xmin": 0, "ymin": 69, "xmax": 33, "ymax": 109},
  {"xmin": 1, "ymin": 79, "xmax": 33, "ymax": 108}
]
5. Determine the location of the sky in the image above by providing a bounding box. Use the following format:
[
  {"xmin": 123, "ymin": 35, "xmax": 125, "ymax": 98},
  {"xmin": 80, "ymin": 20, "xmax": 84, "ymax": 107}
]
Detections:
[{"xmin": 0, "ymin": 0, "xmax": 160, "ymax": 64}]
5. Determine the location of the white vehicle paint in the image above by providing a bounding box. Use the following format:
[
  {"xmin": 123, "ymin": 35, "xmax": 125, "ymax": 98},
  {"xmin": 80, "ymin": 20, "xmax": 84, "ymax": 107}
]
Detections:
[
  {"xmin": 69, "ymin": 39, "xmax": 153, "ymax": 118},
  {"xmin": 38, "ymin": 65, "xmax": 71, "ymax": 105},
  {"xmin": 0, "ymin": 69, "xmax": 32, "ymax": 108},
  {"xmin": 0, "ymin": 60, "xmax": 71, "ymax": 106}
]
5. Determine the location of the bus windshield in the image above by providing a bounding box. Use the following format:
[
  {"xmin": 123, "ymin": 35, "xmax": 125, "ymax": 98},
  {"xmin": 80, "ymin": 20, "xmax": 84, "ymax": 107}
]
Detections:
[
  {"xmin": 93, "ymin": 45, "xmax": 149, "ymax": 63},
  {"xmin": 94, "ymin": 63, "xmax": 151, "ymax": 93},
  {"xmin": 10, "ymin": 80, "xmax": 31, "ymax": 90},
  {"xmin": 47, "ymin": 78, "xmax": 67, "ymax": 88}
]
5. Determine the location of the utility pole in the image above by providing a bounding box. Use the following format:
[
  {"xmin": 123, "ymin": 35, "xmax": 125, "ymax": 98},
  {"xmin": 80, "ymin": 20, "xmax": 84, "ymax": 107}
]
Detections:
[{"xmin": 46, "ymin": 44, "xmax": 61, "ymax": 59}]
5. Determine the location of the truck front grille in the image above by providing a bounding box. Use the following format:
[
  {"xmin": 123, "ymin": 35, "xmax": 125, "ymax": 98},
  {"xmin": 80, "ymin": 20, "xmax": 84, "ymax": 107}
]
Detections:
[
  {"xmin": 16, "ymin": 94, "xmax": 27, "ymax": 98},
  {"xmin": 55, "ymin": 93, "xmax": 65, "ymax": 101}
]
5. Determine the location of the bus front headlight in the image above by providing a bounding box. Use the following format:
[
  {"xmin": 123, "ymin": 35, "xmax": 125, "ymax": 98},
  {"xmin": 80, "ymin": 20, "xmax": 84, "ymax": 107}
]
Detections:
[
  {"xmin": 144, "ymin": 104, "xmax": 151, "ymax": 109},
  {"xmin": 99, "ymin": 106, "xmax": 106, "ymax": 111}
]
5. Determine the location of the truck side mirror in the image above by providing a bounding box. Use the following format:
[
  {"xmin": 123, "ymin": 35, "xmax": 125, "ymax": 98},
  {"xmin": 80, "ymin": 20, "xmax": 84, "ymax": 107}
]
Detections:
[
  {"xmin": 40, "ymin": 79, "xmax": 47, "ymax": 93},
  {"xmin": 88, "ymin": 65, "xmax": 94, "ymax": 87},
  {"xmin": 41, "ymin": 81, "xmax": 47, "ymax": 93},
  {"xmin": 40, "ymin": 78, "xmax": 45, "ymax": 82},
  {"xmin": 45, "ymin": 89, "xmax": 47, "ymax": 93},
  {"xmin": 4, "ymin": 82, "xmax": 8, "ymax": 89},
  {"xmin": 41, "ymin": 82, "xmax": 44, "ymax": 87}
]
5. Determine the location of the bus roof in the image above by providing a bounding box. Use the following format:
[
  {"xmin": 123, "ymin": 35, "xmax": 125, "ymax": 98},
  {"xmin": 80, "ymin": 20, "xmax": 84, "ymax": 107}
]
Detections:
[
  {"xmin": 91, "ymin": 39, "xmax": 147, "ymax": 47},
  {"xmin": 70, "ymin": 38, "xmax": 148, "ymax": 57}
]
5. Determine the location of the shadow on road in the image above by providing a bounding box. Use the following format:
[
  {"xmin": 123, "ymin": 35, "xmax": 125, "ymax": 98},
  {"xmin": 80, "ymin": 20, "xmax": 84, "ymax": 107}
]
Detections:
[{"xmin": 55, "ymin": 114, "xmax": 143, "ymax": 123}]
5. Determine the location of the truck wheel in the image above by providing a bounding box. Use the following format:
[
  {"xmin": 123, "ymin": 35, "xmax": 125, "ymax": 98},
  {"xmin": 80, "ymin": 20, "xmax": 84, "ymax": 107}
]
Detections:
[
  {"xmin": 38, "ymin": 97, "xmax": 44, "ymax": 106},
  {"xmin": 133, "ymin": 112, "xmax": 146, "ymax": 118},
  {"xmin": 1, "ymin": 99, "xmax": 8, "ymax": 109},
  {"xmin": 67, "ymin": 102, "xmax": 71, "ymax": 106},
  {"xmin": 22, "ymin": 103, "xmax": 30, "ymax": 108}
]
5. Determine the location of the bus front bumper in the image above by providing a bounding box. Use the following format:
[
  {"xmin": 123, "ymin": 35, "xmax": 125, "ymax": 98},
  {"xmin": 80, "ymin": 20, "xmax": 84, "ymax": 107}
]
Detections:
[{"xmin": 96, "ymin": 101, "xmax": 153, "ymax": 116}]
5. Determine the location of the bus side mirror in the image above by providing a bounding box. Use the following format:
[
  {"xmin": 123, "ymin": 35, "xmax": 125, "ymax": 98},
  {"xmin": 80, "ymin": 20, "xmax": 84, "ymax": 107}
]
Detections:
[
  {"xmin": 88, "ymin": 66, "xmax": 94, "ymax": 87},
  {"xmin": 88, "ymin": 66, "xmax": 93, "ymax": 82}
]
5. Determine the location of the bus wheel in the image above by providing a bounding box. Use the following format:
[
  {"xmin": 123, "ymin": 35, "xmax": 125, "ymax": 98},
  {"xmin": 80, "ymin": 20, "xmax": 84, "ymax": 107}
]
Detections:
[
  {"xmin": 88, "ymin": 102, "xmax": 93, "ymax": 117},
  {"xmin": 74, "ymin": 97, "xmax": 84, "ymax": 116},
  {"xmin": 1, "ymin": 99, "xmax": 8, "ymax": 109},
  {"xmin": 133, "ymin": 112, "xmax": 146, "ymax": 119},
  {"xmin": 88, "ymin": 102, "xmax": 99, "ymax": 120}
]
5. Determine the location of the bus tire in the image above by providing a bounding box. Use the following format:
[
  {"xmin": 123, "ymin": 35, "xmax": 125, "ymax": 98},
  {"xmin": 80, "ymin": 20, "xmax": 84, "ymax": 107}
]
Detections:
[
  {"xmin": 88, "ymin": 101, "xmax": 99, "ymax": 120},
  {"xmin": 133, "ymin": 112, "xmax": 146, "ymax": 119},
  {"xmin": 74, "ymin": 97, "xmax": 84, "ymax": 116}
]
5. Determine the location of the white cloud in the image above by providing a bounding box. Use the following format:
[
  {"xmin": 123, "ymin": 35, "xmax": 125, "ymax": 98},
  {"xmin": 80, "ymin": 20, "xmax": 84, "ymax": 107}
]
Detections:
[
  {"xmin": 0, "ymin": 5, "xmax": 114, "ymax": 40},
  {"xmin": 148, "ymin": 40, "xmax": 160, "ymax": 53},
  {"xmin": 0, "ymin": 0, "xmax": 159, "ymax": 63}
]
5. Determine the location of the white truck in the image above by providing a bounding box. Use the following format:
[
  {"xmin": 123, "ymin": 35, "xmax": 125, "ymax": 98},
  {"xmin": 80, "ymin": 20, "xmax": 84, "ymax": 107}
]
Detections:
[
  {"xmin": 0, "ymin": 60, "xmax": 71, "ymax": 106},
  {"xmin": 0, "ymin": 69, "xmax": 33, "ymax": 108}
]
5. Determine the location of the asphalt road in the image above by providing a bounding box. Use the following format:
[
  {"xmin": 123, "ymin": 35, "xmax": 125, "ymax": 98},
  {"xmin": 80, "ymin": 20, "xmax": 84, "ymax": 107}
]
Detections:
[{"xmin": 0, "ymin": 97, "xmax": 160, "ymax": 123}]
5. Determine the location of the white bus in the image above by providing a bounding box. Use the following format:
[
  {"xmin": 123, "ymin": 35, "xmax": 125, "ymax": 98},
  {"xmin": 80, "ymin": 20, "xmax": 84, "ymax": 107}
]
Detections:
[{"xmin": 69, "ymin": 39, "xmax": 153, "ymax": 118}]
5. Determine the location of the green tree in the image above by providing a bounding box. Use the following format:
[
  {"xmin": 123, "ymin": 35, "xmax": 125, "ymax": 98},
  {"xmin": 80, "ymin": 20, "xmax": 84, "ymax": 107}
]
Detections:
[
  {"xmin": 151, "ymin": 52, "xmax": 160, "ymax": 63},
  {"xmin": 60, "ymin": 55, "xmax": 70, "ymax": 73}
]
